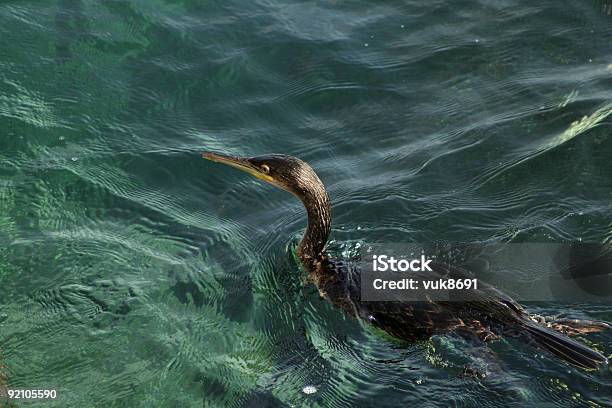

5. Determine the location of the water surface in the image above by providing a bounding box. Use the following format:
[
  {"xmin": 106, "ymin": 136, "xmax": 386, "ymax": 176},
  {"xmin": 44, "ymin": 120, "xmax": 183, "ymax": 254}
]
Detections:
[{"xmin": 1, "ymin": 0, "xmax": 611, "ymax": 406}]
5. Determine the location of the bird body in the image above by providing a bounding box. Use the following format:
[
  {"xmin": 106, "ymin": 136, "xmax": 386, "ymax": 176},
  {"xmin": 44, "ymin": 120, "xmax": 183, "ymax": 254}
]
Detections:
[{"xmin": 204, "ymin": 152, "xmax": 608, "ymax": 370}]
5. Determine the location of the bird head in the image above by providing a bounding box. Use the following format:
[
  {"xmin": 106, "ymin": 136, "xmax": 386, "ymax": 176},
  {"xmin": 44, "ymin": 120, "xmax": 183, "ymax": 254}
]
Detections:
[{"xmin": 202, "ymin": 152, "xmax": 321, "ymax": 198}]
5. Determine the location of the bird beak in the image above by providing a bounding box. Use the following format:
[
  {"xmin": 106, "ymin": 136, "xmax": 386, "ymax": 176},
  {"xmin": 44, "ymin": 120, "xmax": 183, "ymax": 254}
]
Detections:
[{"xmin": 202, "ymin": 152, "xmax": 274, "ymax": 183}]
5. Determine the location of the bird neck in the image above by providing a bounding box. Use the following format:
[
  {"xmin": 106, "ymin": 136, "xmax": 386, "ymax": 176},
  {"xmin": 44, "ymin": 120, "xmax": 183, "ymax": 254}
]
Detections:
[{"xmin": 296, "ymin": 181, "xmax": 331, "ymax": 266}]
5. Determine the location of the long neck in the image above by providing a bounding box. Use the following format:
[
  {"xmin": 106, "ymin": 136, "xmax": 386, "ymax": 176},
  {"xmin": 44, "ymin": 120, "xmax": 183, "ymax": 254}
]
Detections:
[{"xmin": 296, "ymin": 180, "xmax": 331, "ymax": 266}]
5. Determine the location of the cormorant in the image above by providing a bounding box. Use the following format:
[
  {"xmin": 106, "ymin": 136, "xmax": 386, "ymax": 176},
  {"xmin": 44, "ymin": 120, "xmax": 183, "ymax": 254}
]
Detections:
[{"xmin": 203, "ymin": 152, "xmax": 609, "ymax": 370}]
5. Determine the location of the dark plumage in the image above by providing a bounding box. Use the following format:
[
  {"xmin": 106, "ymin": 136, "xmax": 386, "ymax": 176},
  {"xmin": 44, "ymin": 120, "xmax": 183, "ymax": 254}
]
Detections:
[{"xmin": 204, "ymin": 152, "xmax": 609, "ymax": 370}]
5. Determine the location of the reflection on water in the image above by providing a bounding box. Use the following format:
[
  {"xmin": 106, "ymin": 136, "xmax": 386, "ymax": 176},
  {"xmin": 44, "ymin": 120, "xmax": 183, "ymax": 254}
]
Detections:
[{"xmin": 0, "ymin": 0, "xmax": 611, "ymax": 407}]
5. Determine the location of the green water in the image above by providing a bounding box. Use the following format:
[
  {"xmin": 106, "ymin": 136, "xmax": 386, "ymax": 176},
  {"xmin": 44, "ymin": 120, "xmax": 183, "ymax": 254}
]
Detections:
[{"xmin": 1, "ymin": 1, "xmax": 611, "ymax": 407}]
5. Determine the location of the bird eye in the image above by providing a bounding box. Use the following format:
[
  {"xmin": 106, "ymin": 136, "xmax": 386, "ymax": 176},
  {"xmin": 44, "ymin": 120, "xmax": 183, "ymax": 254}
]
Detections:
[{"xmin": 261, "ymin": 164, "xmax": 270, "ymax": 174}]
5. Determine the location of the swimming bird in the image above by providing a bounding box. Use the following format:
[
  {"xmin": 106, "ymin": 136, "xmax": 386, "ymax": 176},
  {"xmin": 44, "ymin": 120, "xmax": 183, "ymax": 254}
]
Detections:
[{"xmin": 203, "ymin": 152, "xmax": 609, "ymax": 370}]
